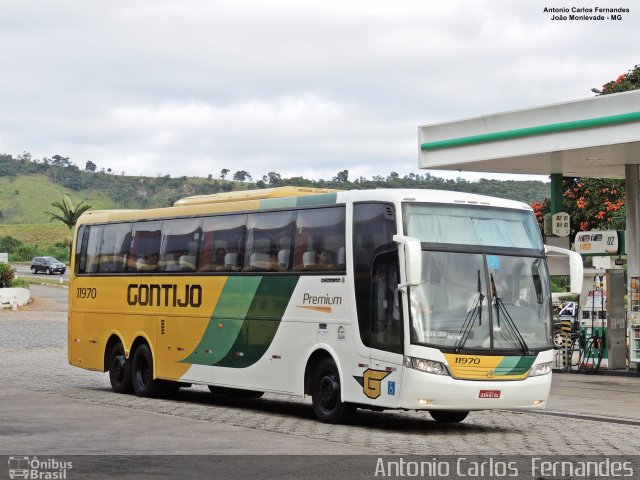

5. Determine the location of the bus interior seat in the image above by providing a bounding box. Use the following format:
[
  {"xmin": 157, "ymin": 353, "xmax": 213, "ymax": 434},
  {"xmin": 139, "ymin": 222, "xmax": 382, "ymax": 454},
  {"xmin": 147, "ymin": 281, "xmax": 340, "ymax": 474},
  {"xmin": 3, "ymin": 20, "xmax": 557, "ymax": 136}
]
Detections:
[
  {"xmin": 179, "ymin": 255, "xmax": 196, "ymax": 271},
  {"xmin": 162, "ymin": 258, "xmax": 181, "ymax": 272},
  {"xmin": 302, "ymin": 251, "xmax": 316, "ymax": 270},
  {"xmin": 224, "ymin": 252, "xmax": 239, "ymax": 271},
  {"xmin": 249, "ymin": 252, "xmax": 271, "ymax": 271},
  {"xmin": 135, "ymin": 256, "xmax": 157, "ymax": 272},
  {"xmin": 278, "ymin": 249, "xmax": 290, "ymax": 270}
]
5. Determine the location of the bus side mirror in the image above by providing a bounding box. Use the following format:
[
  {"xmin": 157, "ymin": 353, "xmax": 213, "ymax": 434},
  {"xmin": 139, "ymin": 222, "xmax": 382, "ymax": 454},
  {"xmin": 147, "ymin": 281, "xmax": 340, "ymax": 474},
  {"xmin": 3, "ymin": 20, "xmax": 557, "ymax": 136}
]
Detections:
[
  {"xmin": 545, "ymin": 245, "xmax": 583, "ymax": 295},
  {"xmin": 393, "ymin": 235, "xmax": 422, "ymax": 288}
]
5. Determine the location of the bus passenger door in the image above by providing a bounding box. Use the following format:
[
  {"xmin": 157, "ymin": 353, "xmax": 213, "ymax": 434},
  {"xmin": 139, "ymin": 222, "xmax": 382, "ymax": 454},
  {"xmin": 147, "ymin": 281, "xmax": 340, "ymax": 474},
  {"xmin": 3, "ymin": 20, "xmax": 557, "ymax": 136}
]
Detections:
[{"xmin": 368, "ymin": 251, "xmax": 404, "ymax": 408}]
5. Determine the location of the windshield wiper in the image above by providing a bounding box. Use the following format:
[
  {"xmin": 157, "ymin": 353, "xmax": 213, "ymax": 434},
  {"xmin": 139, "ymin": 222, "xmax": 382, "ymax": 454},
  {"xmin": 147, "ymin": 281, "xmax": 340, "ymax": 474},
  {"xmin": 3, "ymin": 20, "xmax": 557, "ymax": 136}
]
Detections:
[
  {"xmin": 490, "ymin": 274, "xmax": 530, "ymax": 354},
  {"xmin": 455, "ymin": 270, "xmax": 484, "ymax": 353}
]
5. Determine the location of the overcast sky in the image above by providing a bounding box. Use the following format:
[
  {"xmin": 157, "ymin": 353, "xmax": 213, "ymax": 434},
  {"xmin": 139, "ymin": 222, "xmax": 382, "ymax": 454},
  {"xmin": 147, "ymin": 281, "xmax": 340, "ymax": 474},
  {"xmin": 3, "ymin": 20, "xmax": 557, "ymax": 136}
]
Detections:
[{"xmin": 1, "ymin": 1, "xmax": 637, "ymax": 182}]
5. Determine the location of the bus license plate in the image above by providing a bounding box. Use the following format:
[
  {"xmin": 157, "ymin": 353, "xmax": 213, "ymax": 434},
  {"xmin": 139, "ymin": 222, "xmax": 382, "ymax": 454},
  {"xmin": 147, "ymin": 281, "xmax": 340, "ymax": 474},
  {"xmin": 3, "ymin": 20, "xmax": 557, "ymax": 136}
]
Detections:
[{"xmin": 479, "ymin": 390, "xmax": 501, "ymax": 398}]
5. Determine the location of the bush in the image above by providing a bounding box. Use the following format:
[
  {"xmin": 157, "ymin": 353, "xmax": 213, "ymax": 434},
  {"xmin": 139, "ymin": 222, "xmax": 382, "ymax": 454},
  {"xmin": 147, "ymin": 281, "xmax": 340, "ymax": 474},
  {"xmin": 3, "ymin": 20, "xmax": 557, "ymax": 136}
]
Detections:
[
  {"xmin": 7, "ymin": 243, "xmax": 70, "ymax": 262},
  {"xmin": 10, "ymin": 277, "xmax": 29, "ymax": 288},
  {"xmin": 0, "ymin": 262, "xmax": 15, "ymax": 288},
  {"xmin": 0, "ymin": 235, "xmax": 23, "ymax": 253},
  {"xmin": 10, "ymin": 244, "xmax": 39, "ymax": 262}
]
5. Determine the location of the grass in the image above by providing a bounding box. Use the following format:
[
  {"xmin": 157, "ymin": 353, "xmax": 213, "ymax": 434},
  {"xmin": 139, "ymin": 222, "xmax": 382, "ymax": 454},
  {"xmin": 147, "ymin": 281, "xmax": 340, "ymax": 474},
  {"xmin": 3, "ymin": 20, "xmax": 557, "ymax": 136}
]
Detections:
[
  {"xmin": 0, "ymin": 223, "xmax": 71, "ymax": 246},
  {"xmin": 22, "ymin": 276, "xmax": 69, "ymax": 288},
  {"xmin": 0, "ymin": 174, "xmax": 117, "ymax": 224}
]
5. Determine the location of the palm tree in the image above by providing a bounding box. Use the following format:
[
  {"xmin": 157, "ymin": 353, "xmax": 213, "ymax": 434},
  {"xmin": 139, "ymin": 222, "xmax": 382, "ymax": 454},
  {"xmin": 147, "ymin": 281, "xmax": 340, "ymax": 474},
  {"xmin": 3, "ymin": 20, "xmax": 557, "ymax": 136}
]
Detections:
[{"xmin": 46, "ymin": 195, "xmax": 92, "ymax": 229}]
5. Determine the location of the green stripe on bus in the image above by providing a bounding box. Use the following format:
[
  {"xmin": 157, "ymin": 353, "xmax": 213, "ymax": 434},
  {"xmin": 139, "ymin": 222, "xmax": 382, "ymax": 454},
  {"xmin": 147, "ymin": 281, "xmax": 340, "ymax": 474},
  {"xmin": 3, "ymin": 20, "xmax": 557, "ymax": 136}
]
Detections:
[
  {"xmin": 214, "ymin": 275, "xmax": 300, "ymax": 368},
  {"xmin": 181, "ymin": 276, "xmax": 261, "ymax": 365},
  {"xmin": 496, "ymin": 356, "xmax": 535, "ymax": 375},
  {"xmin": 296, "ymin": 193, "xmax": 337, "ymax": 207},
  {"xmin": 260, "ymin": 193, "xmax": 337, "ymax": 209}
]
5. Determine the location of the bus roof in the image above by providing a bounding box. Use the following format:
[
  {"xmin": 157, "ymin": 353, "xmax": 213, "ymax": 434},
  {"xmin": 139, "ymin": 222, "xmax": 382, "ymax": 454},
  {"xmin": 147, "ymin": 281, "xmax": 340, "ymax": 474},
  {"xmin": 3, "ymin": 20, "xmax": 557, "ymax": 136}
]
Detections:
[
  {"xmin": 173, "ymin": 186, "xmax": 339, "ymax": 207},
  {"xmin": 76, "ymin": 187, "xmax": 531, "ymax": 226}
]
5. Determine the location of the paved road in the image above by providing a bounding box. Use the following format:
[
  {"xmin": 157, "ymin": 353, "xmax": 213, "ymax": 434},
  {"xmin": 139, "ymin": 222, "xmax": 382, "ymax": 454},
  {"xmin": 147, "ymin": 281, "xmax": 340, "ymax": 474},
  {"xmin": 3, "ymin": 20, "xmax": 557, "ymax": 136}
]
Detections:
[
  {"xmin": 14, "ymin": 263, "xmax": 69, "ymax": 282},
  {"xmin": 2, "ymin": 286, "xmax": 640, "ymax": 476}
]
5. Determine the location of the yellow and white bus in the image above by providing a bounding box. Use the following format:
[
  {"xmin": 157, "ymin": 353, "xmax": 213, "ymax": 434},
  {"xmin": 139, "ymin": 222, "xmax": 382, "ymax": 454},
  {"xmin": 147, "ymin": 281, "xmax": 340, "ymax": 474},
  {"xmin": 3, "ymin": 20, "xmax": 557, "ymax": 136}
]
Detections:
[{"xmin": 68, "ymin": 187, "xmax": 581, "ymax": 423}]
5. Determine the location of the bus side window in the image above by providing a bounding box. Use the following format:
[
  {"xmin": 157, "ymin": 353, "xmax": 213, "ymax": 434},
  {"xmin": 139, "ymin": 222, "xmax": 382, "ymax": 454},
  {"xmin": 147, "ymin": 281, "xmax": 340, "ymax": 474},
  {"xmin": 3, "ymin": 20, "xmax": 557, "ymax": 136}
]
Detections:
[
  {"xmin": 353, "ymin": 203, "xmax": 397, "ymax": 348},
  {"xmin": 371, "ymin": 251, "xmax": 403, "ymax": 354},
  {"xmin": 244, "ymin": 211, "xmax": 296, "ymax": 272},
  {"xmin": 98, "ymin": 223, "xmax": 131, "ymax": 273},
  {"xmin": 199, "ymin": 214, "xmax": 247, "ymax": 272},
  {"xmin": 128, "ymin": 222, "xmax": 161, "ymax": 273},
  {"xmin": 158, "ymin": 218, "xmax": 201, "ymax": 273},
  {"xmin": 293, "ymin": 207, "xmax": 346, "ymax": 272},
  {"xmin": 78, "ymin": 225, "xmax": 104, "ymax": 274}
]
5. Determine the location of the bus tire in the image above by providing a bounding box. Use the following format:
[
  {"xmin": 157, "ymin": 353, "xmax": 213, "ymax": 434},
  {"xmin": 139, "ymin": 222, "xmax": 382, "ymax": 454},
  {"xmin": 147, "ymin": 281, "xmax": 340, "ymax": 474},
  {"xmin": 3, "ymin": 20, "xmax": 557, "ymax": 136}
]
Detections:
[
  {"xmin": 131, "ymin": 344, "xmax": 163, "ymax": 397},
  {"xmin": 108, "ymin": 341, "xmax": 132, "ymax": 394},
  {"xmin": 429, "ymin": 410, "xmax": 469, "ymax": 423},
  {"xmin": 311, "ymin": 357, "xmax": 355, "ymax": 424}
]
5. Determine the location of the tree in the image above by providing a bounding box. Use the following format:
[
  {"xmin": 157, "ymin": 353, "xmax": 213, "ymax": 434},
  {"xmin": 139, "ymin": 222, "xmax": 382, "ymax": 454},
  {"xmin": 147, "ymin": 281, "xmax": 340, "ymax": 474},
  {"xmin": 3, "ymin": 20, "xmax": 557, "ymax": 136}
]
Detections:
[
  {"xmin": 562, "ymin": 178, "xmax": 624, "ymax": 239},
  {"xmin": 85, "ymin": 160, "xmax": 97, "ymax": 172},
  {"xmin": 220, "ymin": 169, "xmax": 230, "ymax": 180},
  {"xmin": 263, "ymin": 172, "xmax": 282, "ymax": 185},
  {"xmin": 598, "ymin": 64, "xmax": 640, "ymax": 95},
  {"xmin": 46, "ymin": 195, "xmax": 92, "ymax": 229},
  {"xmin": 233, "ymin": 170, "xmax": 251, "ymax": 182},
  {"xmin": 333, "ymin": 169, "xmax": 349, "ymax": 184},
  {"xmin": 51, "ymin": 154, "xmax": 71, "ymax": 167}
]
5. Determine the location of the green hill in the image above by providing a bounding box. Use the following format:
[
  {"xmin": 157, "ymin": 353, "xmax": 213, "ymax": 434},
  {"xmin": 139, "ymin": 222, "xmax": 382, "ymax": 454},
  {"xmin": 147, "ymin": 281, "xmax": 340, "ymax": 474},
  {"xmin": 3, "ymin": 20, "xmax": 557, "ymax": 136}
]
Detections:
[{"xmin": 0, "ymin": 153, "xmax": 550, "ymax": 252}]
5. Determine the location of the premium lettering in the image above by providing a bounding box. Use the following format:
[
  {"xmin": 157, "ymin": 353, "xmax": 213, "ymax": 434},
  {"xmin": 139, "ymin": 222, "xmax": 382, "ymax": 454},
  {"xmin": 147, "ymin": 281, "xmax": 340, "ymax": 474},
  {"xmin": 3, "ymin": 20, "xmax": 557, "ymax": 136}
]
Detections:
[
  {"xmin": 302, "ymin": 293, "xmax": 342, "ymax": 305},
  {"xmin": 127, "ymin": 284, "xmax": 202, "ymax": 307}
]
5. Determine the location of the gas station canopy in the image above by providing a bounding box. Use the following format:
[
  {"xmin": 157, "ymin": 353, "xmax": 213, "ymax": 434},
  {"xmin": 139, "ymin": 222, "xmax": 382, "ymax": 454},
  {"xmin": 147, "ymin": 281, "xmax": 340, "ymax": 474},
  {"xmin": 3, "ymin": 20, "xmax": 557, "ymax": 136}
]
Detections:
[
  {"xmin": 419, "ymin": 90, "xmax": 640, "ymax": 179},
  {"xmin": 419, "ymin": 90, "xmax": 640, "ymax": 370}
]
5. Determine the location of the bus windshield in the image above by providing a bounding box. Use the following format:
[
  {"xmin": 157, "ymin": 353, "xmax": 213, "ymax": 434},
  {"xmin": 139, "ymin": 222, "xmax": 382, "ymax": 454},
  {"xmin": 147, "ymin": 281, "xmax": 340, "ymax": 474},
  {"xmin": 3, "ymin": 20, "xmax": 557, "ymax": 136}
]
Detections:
[
  {"xmin": 404, "ymin": 203, "xmax": 543, "ymax": 251},
  {"xmin": 403, "ymin": 204, "xmax": 551, "ymax": 352},
  {"xmin": 409, "ymin": 252, "xmax": 552, "ymax": 351}
]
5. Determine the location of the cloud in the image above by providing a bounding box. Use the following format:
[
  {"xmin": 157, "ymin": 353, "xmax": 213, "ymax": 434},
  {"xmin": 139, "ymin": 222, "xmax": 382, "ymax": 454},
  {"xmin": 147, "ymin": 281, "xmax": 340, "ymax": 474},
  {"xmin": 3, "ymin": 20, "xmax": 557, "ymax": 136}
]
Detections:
[{"xmin": 0, "ymin": 0, "xmax": 637, "ymax": 181}]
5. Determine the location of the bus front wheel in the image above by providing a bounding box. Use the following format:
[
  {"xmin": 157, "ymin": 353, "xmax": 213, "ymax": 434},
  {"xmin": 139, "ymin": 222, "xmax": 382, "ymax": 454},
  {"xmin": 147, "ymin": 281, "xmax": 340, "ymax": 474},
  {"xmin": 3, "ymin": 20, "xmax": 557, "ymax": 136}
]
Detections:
[
  {"xmin": 311, "ymin": 357, "xmax": 355, "ymax": 424},
  {"xmin": 108, "ymin": 342, "xmax": 132, "ymax": 394},
  {"xmin": 131, "ymin": 344, "xmax": 163, "ymax": 397},
  {"xmin": 429, "ymin": 410, "xmax": 469, "ymax": 423}
]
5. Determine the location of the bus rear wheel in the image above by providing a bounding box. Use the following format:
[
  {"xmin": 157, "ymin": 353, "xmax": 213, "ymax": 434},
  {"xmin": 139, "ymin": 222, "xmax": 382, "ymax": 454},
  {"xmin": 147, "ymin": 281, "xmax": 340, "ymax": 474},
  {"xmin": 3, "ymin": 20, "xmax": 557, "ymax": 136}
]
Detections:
[
  {"xmin": 311, "ymin": 357, "xmax": 355, "ymax": 424},
  {"xmin": 131, "ymin": 344, "xmax": 163, "ymax": 397},
  {"xmin": 108, "ymin": 341, "xmax": 132, "ymax": 394},
  {"xmin": 429, "ymin": 410, "xmax": 469, "ymax": 423}
]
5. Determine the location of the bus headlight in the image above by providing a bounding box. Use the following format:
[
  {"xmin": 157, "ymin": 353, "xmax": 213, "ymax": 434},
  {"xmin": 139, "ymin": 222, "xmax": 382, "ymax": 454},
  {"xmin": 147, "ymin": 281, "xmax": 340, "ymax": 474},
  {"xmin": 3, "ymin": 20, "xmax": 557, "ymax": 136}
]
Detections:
[
  {"xmin": 528, "ymin": 361, "xmax": 552, "ymax": 377},
  {"xmin": 404, "ymin": 356, "xmax": 449, "ymax": 376}
]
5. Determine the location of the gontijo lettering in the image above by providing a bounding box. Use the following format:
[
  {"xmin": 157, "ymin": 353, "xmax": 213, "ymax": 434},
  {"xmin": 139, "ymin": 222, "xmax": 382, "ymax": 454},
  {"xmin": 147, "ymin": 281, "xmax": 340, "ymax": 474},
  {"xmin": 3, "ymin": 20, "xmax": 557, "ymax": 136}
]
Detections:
[{"xmin": 127, "ymin": 283, "xmax": 202, "ymax": 307}]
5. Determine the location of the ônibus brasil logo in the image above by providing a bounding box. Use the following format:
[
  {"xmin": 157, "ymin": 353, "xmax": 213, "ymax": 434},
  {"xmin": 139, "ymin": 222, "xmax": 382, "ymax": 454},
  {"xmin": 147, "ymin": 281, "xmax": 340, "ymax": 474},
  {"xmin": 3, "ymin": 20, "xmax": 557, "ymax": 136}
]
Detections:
[{"xmin": 8, "ymin": 456, "xmax": 73, "ymax": 479}]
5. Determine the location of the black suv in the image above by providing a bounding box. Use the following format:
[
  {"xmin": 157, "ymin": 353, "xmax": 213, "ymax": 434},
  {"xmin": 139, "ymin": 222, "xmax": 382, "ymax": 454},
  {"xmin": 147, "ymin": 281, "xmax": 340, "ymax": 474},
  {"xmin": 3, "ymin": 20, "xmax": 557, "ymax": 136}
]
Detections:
[{"xmin": 30, "ymin": 256, "xmax": 66, "ymax": 275}]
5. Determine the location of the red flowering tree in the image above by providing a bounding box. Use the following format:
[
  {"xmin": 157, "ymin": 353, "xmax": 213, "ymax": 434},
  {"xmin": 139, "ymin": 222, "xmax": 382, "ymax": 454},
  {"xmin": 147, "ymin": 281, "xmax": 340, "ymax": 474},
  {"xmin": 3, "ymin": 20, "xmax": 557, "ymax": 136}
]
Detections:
[
  {"xmin": 561, "ymin": 178, "xmax": 625, "ymax": 240},
  {"xmin": 599, "ymin": 64, "xmax": 640, "ymax": 95},
  {"xmin": 531, "ymin": 198, "xmax": 550, "ymax": 232}
]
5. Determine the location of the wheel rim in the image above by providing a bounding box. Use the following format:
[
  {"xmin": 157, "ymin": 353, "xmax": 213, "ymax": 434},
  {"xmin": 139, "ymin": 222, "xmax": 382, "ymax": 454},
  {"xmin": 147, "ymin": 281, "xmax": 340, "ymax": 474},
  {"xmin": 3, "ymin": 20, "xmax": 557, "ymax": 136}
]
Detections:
[{"xmin": 318, "ymin": 373, "xmax": 339, "ymax": 412}]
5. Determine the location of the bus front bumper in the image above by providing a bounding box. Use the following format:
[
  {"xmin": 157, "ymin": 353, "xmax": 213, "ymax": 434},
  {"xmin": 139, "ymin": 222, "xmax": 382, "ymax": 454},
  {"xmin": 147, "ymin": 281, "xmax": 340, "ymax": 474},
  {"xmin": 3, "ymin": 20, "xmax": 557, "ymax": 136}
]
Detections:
[{"xmin": 400, "ymin": 368, "xmax": 552, "ymax": 411}]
